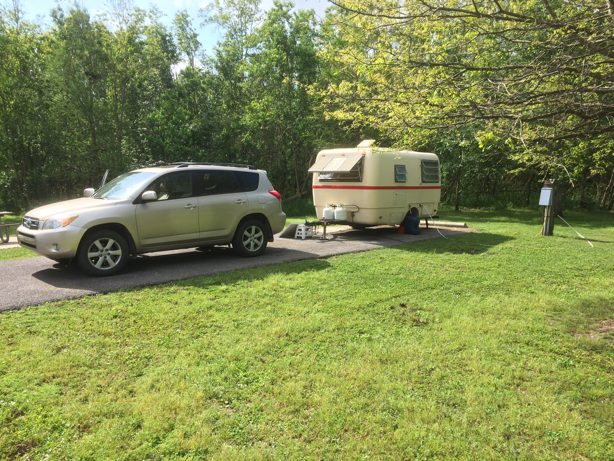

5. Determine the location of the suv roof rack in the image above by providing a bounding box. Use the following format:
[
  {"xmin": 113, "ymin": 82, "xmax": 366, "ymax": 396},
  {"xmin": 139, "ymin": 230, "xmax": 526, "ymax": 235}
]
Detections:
[{"xmin": 170, "ymin": 162, "xmax": 258, "ymax": 170}]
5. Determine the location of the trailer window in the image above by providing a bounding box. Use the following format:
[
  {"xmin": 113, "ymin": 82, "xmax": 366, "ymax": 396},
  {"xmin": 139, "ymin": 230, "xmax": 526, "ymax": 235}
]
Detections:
[
  {"xmin": 319, "ymin": 157, "xmax": 363, "ymax": 182},
  {"xmin": 394, "ymin": 165, "xmax": 407, "ymax": 183},
  {"xmin": 421, "ymin": 160, "xmax": 440, "ymax": 183}
]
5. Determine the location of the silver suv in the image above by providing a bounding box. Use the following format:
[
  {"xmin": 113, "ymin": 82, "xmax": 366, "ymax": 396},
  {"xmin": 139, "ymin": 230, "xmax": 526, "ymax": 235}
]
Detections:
[{"xmin": 17, "ymin": 163, "xmax": 286, "ymax": 276}]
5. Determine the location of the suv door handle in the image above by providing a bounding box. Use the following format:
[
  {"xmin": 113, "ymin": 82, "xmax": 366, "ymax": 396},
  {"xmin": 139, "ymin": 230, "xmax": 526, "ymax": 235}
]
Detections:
[
  {"xmin": 184, "ymin": 204, "xmax": 197, "ymax": 210},
  {"xmin": 236, "ymin": 199, "xmax": 246, "ymax": 205}
]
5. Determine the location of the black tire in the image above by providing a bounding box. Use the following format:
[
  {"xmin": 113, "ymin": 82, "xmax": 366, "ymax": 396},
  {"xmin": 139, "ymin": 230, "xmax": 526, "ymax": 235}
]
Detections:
[
  {"xmin": 77, "ymin": 229, "xmax": 130, "ymax": 276},
  {"xmin": 232, "ymin": 219, "xmax": 268, "ymax": 257}
]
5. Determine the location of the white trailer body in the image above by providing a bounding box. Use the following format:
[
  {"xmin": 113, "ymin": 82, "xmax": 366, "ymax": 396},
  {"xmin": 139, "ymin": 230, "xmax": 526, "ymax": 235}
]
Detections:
[{"xmin": 309, "ymin": 141, "xmax": 441, "ymax": 225}]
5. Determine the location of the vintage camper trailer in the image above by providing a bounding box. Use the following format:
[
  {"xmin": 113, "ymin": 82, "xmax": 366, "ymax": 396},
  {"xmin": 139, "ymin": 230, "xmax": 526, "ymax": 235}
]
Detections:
[{"xmin": 309, "ymin": 140, "xmax": 441, "ymax": 226}]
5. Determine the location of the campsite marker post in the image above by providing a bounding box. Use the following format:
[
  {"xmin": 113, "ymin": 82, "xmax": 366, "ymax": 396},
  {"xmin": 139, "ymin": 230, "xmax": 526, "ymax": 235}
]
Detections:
[{"xmin": 539, "ymin": 179, "xmax": 556, "ymax": 236}]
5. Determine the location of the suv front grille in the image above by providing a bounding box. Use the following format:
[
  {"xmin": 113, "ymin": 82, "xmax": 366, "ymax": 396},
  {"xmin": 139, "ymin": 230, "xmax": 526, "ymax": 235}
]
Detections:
[{"xmin": 22, "ymin": 216, "xmax": 40, "ymax": 230}]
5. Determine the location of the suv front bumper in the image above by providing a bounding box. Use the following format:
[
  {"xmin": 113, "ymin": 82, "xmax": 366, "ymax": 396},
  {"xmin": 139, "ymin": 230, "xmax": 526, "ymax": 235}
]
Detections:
[{"xmin": 17, "ymin": 225, "xmax": 85, "ymax": 259}]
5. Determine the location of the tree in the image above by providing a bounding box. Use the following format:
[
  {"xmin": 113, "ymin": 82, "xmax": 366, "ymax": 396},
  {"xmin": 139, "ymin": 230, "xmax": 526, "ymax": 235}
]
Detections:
[
  {"xmin": 321, "ymin": 0, "xmax": 614, "ymax": 208},
  {"xmin": 173, "ymin": 10, "xmax": 200, "ymax": 70},
  {"xmin": 0, "ymin": 1, "xmax": 52, "ymax": 207},
  {"xmin": 243, "ymin": 1, "xmax": 322, "ymax": 195}
]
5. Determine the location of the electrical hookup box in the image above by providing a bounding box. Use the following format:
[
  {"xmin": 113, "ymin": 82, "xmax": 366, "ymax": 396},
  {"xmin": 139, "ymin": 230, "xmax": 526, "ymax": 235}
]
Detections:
[{"xmin": 539, "ymin": 188, "xmax": 553, "ymax": 207}]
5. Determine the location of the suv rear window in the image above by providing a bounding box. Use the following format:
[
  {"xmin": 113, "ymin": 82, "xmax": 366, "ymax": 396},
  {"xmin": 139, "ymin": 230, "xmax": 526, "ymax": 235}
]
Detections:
[
  {"xmin": 234, "ymin": 171, "xmax": 259, "ymax": 192},
  {"xmin": 196, "ymin": 170, "xmax": 241, "ymax": 196}
]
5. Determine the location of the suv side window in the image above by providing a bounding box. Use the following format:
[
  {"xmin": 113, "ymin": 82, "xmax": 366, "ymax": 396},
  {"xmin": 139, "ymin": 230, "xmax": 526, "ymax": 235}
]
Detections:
[
  {"xmin": 197, "ymin": 170, "xmax": 241, "ymax": 196},
  {"xmin": 146, "ymin": 172, "xmax": 193, "ymax": 201},
  {"xmin": 234, "ymin": 171, "xmax": 260, "ymax": 192}
]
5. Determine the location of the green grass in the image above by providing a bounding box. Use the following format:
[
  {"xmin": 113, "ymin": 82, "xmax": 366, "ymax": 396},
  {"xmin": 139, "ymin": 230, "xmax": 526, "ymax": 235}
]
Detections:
[
  {"xmin": 0, "ymin": 213, "xmax": 22, "ymax": 235},
  {"xmin": 1, "ymin": 210, "xmax": 613, "ymax": 459},
  {"xmin": 0, "ymin": 247, "xmax": 38, "ymax": 262}
]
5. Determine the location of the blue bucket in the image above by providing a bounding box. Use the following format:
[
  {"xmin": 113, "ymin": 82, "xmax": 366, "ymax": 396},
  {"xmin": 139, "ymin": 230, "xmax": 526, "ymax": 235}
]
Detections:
[{"xmin": 404, "ymin": 214, "xmax": 421, "ymax": 235}]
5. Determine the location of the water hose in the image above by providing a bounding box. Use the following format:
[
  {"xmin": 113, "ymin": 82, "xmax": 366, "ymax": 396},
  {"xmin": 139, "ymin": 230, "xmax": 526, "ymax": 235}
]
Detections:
[
  {"xmin": 421, "ymin": 205, "xmax": 448, "ymax": 239},
  {"xmin": 556, "ymin": 214, "xmax": 594, "ymax": 247}
]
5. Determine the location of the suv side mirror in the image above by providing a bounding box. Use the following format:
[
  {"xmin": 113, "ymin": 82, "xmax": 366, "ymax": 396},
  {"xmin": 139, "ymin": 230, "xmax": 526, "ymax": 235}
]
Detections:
[
  {"xmin": 141, "ymin": 190, "xmax": 158, "ymax": 202},
  {"xmin": 84, "ymin": 188, "xmax": 95, "ymax": 197}
]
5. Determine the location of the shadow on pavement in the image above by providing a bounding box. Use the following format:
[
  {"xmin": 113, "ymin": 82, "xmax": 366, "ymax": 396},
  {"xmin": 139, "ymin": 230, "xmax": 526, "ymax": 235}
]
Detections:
[{"xmin": 30, "ymin": 246, "xmax": 332, "ymax": 292}]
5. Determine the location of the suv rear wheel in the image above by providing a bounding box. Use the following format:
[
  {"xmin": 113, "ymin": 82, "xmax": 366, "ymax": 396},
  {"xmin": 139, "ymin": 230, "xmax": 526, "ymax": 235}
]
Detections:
[
  {"xmin": 77, "ymin": 229, "xmax": 129, "ymax": 276},
  {"xmin": 232, "ymin": 219, "xmax": 267, "ymax": 257}
]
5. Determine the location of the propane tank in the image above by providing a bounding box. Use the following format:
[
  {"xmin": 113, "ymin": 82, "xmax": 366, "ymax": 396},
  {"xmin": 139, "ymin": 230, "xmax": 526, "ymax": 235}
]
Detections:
[
  {"xmin": 323, "ymin": 204, "xmax": 335, "ymax": 220},
  {"xmin": 334, "ymin": 204, "xmax": 347, "ymax": 221}
]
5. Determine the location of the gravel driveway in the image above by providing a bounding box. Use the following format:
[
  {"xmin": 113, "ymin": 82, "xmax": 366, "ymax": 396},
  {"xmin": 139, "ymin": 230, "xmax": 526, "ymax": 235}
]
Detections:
[{"xmin": 0, "ymin": 225, "xmax": 472, "ymax": 312}]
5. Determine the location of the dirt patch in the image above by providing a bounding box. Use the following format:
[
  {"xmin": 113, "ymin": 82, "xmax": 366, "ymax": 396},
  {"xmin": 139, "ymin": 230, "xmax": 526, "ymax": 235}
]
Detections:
[
  {"xmin": 576, "ymin": 319, "xmax": 614, "ymax": 342},
  {"xmin": 596, "ymin": 319, "xmax": 614, "ymax": 334}
]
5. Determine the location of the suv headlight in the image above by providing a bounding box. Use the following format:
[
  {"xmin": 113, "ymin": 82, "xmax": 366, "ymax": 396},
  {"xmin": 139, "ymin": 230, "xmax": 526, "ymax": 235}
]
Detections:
[{"xmin": 42, "ymin": 216, "xmax": 79, "ymax": 230}]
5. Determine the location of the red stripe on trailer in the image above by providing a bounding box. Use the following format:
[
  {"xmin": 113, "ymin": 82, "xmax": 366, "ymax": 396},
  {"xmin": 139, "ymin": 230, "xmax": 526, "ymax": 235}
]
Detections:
[{"xmin": 312, "ymin": 185, "xmax": 441, "ymax": 190}]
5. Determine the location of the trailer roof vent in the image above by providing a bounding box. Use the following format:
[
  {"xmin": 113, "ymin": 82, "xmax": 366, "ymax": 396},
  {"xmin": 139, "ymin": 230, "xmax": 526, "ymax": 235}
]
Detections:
[{"xmin": 357, "ymin": 139, "xmax": 375, "ymax": 148}]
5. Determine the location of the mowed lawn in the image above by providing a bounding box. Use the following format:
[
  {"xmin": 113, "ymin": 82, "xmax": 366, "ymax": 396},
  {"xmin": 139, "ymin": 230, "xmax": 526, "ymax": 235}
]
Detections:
[{"xmin": 1, "ymin": 210, "xmax": 613, "ymax": 460}]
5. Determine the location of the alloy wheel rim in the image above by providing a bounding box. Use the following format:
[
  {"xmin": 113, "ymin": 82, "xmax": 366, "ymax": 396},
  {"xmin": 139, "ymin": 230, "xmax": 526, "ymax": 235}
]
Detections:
[
  {"xmin": 242, "ymin": 225, "xmax": 264, "ymax": 252},
  {"xmin": 87, "ymin": 238, "xmax": 122, "ymax": 270}
]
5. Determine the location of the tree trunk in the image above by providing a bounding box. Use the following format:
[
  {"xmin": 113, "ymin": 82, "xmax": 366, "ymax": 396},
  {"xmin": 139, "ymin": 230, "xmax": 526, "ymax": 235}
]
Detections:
[
  {"xmin": 441, "ymin": 176, "xmax": 455, "ymax": 202},
  {"xmin": 600, "ymin": 170, "xmax": 614, "ymax": 210},
  {"xmin": 525, "ymin": 175, "xmax": 534, "ymax": 206}
]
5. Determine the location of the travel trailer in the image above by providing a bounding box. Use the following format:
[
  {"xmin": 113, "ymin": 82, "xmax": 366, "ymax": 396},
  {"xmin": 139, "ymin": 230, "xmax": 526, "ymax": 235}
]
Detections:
[{"xmin": 309, "ymin": 140, "xmax": 441, "ymax": 226}]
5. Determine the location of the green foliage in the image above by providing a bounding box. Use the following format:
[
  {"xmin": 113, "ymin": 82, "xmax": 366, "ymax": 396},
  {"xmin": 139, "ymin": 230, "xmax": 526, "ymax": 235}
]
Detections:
[
  {"xmin": 0, "ymin": 0, "xmax": 351, "ymax": 211},
  {"xmin": 281, "ymin": 196, "xmax": 316, "ymax": 220},
  {"xmin": 320, "ymin": 0, "xmax": 614, "ymax": 210},
  {"xmin": 1, "ymin": 0, "xmax": 613, "ymax": 212}
]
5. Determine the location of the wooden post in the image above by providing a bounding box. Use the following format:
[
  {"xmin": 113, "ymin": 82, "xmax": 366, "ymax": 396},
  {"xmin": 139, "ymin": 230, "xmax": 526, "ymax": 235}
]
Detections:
[{"xmin": 542, "ymin": 179, "xmax": 556, "ymax": 236}]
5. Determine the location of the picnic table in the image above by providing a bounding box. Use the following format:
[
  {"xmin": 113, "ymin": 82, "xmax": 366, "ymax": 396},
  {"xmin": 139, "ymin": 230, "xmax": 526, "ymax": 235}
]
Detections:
[{"xmin": 0, "ymin": 212, "xmax": 19, "ymax": 243}]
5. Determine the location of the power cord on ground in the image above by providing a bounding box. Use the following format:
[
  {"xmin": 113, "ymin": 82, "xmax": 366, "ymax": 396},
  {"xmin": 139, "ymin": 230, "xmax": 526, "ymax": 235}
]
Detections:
[
  {"xmin": 556, "ymin": 214, "xmax": 594, "ymax": 247},
  {"xmin": 534, "ymin": 206, "xmax": 547, "ymax": 238}
]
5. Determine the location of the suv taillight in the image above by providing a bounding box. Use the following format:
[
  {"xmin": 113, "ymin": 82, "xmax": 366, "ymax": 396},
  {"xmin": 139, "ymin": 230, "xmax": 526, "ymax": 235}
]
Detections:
[{"xmin": 269, "ymin": 190, "xmax": 281, "ymax": 202}]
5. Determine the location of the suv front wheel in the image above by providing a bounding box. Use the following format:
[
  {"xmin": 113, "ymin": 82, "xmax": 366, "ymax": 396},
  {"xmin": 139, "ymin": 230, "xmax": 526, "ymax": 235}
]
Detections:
[
  {"xmin": 232, "ymin": 219, "xmax": 268, "ymax": 257},
  {"xmin": 77, "ymin": 229, "xmax": 130, "ymax": 276}
]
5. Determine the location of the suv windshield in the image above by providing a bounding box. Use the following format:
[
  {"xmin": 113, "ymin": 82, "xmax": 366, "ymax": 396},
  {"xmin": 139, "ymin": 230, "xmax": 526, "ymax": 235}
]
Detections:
[{"xmin": 93, "ymin": 172, "xmax": 156, "ymax": 200}]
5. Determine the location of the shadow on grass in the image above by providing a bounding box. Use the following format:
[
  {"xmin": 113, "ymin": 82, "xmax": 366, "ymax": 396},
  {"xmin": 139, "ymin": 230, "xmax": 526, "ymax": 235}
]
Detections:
[
  {"xmin": 390, "ymin": 231, "xmax": 514, "ymax": 255},
  {"xmin": 440, "ymin": 209, "xmax": 542, "ymax": 225},
  {"xmin": 441, "ymin": 208, "xmax": 614, "ymax": 230}
]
